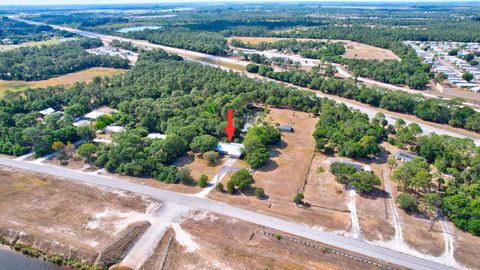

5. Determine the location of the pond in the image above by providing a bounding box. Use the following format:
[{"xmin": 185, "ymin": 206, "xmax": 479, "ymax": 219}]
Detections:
[
  {"xmin": 0, "ymin": 246, "xmax": 65, "ymax": 270},
  {"xmin": 116, "ymin": 26, "xmax": 162, "ymax": 33}
]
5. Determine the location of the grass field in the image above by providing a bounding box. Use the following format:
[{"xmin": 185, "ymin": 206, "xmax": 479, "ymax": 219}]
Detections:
[
  {"xmin": 0, "ymin": 37, "xmax": 78, "ymax": 52},
  {"xmin": 0, "ymin": 67, "xmax": 127, "ymax": 97}
]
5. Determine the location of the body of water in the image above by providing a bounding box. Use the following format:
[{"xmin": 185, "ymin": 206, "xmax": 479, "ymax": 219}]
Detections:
[
  {"xmin": 116, "ymin": 26, "xmax": 162, "ymax": 33},
  {"xmin": 0, "ymin": 246, "xmax": 65, "ymax": 270}
]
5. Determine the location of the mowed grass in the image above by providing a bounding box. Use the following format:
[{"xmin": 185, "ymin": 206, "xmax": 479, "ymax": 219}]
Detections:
[
  {"xmin": 0, "ymin": 37, "xmax": 78, "ymax": 52},
  {"xmin": 0, "ymin": 67, "xmax": 127, "ymax": 97}
]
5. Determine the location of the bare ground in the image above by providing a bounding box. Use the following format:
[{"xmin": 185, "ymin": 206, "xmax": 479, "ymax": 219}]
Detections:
[
  {"xmin": 153, "ymin": 211, "xmax": 403, "ymax": 270},
  {"xmin": 210, "ymin": 109, "xmax": 348, "ymax": 229},
  {"xmin": 0, "ymin": 166, "xmax": 158, "ymax": 264}
]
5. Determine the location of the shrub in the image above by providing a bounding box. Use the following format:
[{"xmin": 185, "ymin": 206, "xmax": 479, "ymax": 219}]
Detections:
[
  {"xmin": 216, "ymin": 182, "xmax": 224, "ymax": 192},
  {"xmin": 229, "ymin": 169, "xmax": 254, "ymax": 192},
  {"xmin": 197, "ymin": 174, "xmax": 209, "ymax": 187},
  {"xmin": 203, "ymin": 150, "xmax": 219, "ymax": 165},
  {"xmin": 293, "ymin": 192, "xmax": 304, "ymax": 205},
  {"xmin": 396, "ymin": 193, "xmax": 418, "ymax": 212},
  {"xmin": 176, "ymin": 167, "xmax": 192, "ymax": 184},
  {"xmin": 245, "ymin": 147, "xmax": 270, "ymax": 168},
  {"xmin": 246, "ymin": 63, "xmax": 259, "ymax": 73},
  {"xmin": 255, "ymin": 187, "xmax": 265, "ymax": 198},
  {"xmin": 190, "ymin": 135, "xmax": 218, "ymax": 153}
]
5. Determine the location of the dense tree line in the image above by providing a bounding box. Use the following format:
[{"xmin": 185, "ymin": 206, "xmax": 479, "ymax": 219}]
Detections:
[
  {"xmin": 110, "ymin": 39, "xmax": 139, "ymax": 52},
  {"xmin": 0, "ymin": 17, "xmax": 73, "ymax": 44},
  {"xmin": 252, "ymin": 66, "xmax": 480, "ymax": 132},
  {"xmin": 313, "ymin": 103, "xmax": 384, "ymax": 159},
  {"xmin": 123, "ymin": 27, "xmax": 229, "ymax": 56},
  {"xmin": 27, "ymin": 14, "xmax": 129, "ymax": 28},
  {"xmin": 0, "ymin": 38, "xmax": 129, "ymax": 81},
  {"xmin": 231, "ymin": 39, "xmax": 331, "ymax": 54}
]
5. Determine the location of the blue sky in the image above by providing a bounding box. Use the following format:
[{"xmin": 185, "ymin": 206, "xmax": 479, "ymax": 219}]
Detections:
[{"xmin": 1, "ymin": 0, "xmax": 477, "ymax": 6}]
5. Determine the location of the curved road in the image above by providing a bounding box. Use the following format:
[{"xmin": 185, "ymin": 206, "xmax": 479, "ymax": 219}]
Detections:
[{"xmin": 0, "ymin": 157, "xmax": 458, "ymax": 270}]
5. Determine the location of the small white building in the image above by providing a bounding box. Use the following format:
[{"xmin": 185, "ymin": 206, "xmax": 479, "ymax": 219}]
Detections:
[
  {"xmin": 104, "ymin": 125, "xmax": 124, "ymax": 133},
  {"xmin": 147, "ymin": 133, "xmax": 167, "ymax": 140},
  {"xmin": 84, "ymin": 111, "xmax": 105, "ymax": 120},
  {"xmin": 216, "ymin": 142, "xmax": 244, "ymax": 159},
  {"xmin": 38, "ymin": 107, "xmax": 56, "ymax": 117},
  {"xmin": 395, "ymin": 152, "xmax": 421, "ymax": 162}
]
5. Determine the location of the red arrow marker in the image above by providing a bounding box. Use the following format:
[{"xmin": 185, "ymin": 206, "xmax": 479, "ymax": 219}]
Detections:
[{"xmin": 225, "ymin": 108, "xmax": 235, "ymax": 142}]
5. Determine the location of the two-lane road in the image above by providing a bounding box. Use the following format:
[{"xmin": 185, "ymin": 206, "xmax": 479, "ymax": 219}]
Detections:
[{"xmin": 0, "ymin": 157, "xmax": 458, "ymax": 270}]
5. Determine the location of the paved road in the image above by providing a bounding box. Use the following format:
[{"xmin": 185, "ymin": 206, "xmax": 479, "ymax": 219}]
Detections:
[
  {"xmin": 10, "ymin": 16, "xmax": 480, "ymax": 145},
  {"xmin": 0, "ymin": 157, "xmax": 458, "ymax": 270}
]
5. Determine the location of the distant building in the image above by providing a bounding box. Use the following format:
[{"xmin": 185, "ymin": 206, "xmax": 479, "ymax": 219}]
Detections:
[
  {"xmin": 104, "ymin": 125, "xmax": 124, "ymax": 134},
  {"xmin": 83, "ymin": 111, "xmax": 105, "ymax": 120},
  {"xmin": 38, "ymin": 107, "xmax": 56, "ymax": 117},
  {"xmin": 216, "ymin": 142, "xmax": 244, "ymax": 158},
  {"xmin": 395, "ymin": 152, "xmax": 422, "ymax": 162},
  {"xmin": 277, "ymin": 124, "xmax": 294, "ymax": 132},
  {"xmin": 147, "ymin": 133, "xmax": 167, "ymax": 140}
]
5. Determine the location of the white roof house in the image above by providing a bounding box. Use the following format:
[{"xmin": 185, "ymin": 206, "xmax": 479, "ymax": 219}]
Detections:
[
  {"xmin": 84, "ymin": 111, "xmax": 105, "ymax": 120},
  {"xmin": 147, "ymin": 133, "xmax": 167, "ymax": 140},
  {"xmin": 216, "ymin": 142, "xmax": 244, "ymax": 158},
  {"xmin": 38, "ymin": 107, "xmax": 56, "ymax": 116},
  {"xmin": 104, "ymin": 125, "xmax": 124, "ymax": 133},
  {"xmin": 469, "ymin": 86, "xmax": 480, "ymax": 93},
  {"xmin": 73, "ymin": 119, "xmax": 89, "ymax": 127}
]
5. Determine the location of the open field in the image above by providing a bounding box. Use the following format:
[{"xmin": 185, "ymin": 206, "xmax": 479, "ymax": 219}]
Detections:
[
  {"xmin": 229, "ymin": 36, "xmax": 399, "ymax": 60},
  {"xmin": 0, "ymin": 67, "xmax": 127, "ymax": 97},
  {"xmin": 210, "ymin": 108, "xmax": 352, "ymax": 229},
  {"xmin": 0, "ymin": 166, "xmax": 158, "ymax": 266},
  {"xmin": 145, "ymin": 211, "xmax": 402, "ymax": 270},
  {"xmin": 0, "ymin": 37, "xmax": 78, "ymax": 52}
]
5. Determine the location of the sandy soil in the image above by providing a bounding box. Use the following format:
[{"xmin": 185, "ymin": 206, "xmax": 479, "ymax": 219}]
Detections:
[
  {"xmin": 229, "ymin": 36, "xmax": 399, "ymax": 60},
  {"xmin": 0, "ymin": 67, "xmax": 126, "ymax": 96},
  {"xmin": 453, "ymin": 227, "xmax": 480, "ymax": 269},
  {"xmin": 153, "ymin": 211, "xmax": 402, "ymax": 270},
  {"xmin": 0, "ymin": 166, "xmax": 158, "ymax": 264},
  {"xmin": 210, "ymin": 108, "xmax": 350, "ymax": 229}
]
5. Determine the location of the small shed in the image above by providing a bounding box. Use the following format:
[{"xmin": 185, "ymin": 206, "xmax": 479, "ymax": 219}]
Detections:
[
  {"xmin": 277, "ymin": 124, "xmax": 294, "ymax": 133},
  {"xmin": 38, "ymin": 107, "xmax": 56, "ymax": 117},
  {"xmin": 147, "ymin": 133, "xmax": 167, "ymax": 140},
  {"xmin": 84, "ymin": 111, "xmax": 105, "ymax": 120},
  {"xmin": 395, "ymin": 152, "xmax": 419, "ymax": 162},
  {"xmin": 104, "ymin": 125, "xmax": 124, "ymax": 134},
  {"xmin": 216, "ymin": 142, "xmax": 244, "ymax": 159}
]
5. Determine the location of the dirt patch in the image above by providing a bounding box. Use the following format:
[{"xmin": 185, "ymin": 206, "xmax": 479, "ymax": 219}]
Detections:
[
  {"xmin": 159, "ymin": 211, "xmax": 402, "ymax": 270},
  {"xmin": 229, "ymin": 36, "xmax": 399, "ymax": 61},
  {"xmin": 0, "ymin": 67, "xmax": 126, "ymax": 97},
  {"xmin": 453, "ymin": 227, "xmax": 480, "ymax": 269},
  {"xmin": 0, "ymin": 166, "xmax": 158, "ymax": 265},
  {"xmin": 339, "ymin": 40, "xmax": 400, "ymax": 61}
]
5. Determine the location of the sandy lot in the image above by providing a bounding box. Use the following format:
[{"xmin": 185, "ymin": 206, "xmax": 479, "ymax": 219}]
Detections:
[
  {"xmin": 0, "ymin": 166, "xmax": 157, "ymax": 264},
  {"xmin": 229, "ymin": 36, "xmax": 399, "ymax": 61},
  {"xmin": 210, "ymin": 108, "xmax": 347, "ymax": 228},
  {"xmin": 0, "ymin": 67, "xmax": 126, "ymax": 97},
  {"xmin": 146, "ymin": 211, "xmax": 402, "ymax": 270}
]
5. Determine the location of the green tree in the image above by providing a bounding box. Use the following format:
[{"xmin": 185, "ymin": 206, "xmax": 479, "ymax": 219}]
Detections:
[
  {"xmin": 78, "ymin": 143, "xmax": 98, "ymax": 164},
  {"xmin": 246, "ymin": 63, "xmax": 259, "ymax": 73},
  {"xmin": 350, "ymin": 171, "xmax": 381, "ymax": 193},
  {"xmin": 197, "ymin": 174, "xmax": 209, "ymax": 188},
  {"xmin": 190, "ymin": 135, "xmax": 218, "ymax": 153},
  {"xmin": 245, "ymin": 147, "xmax": 270, "ymax": 168},
  {"xmin": 462, "ymin": 72, "xmax": 474, "ymax": 82},
  {"xmin": 228, "ymin": 169, "xmax": 254, "ymax": 193},
  {"xmin": 396, "ymin": 193, "xmax": 418, "ymax": 212}
]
